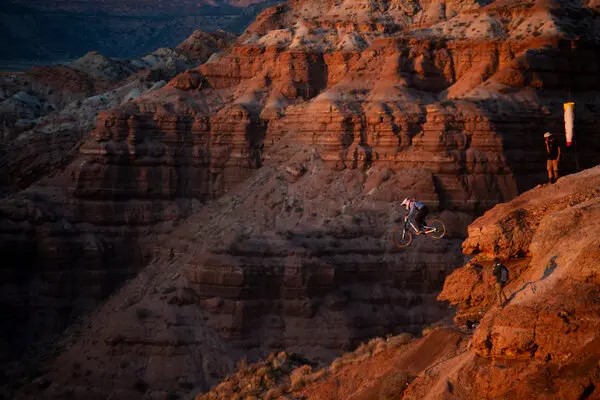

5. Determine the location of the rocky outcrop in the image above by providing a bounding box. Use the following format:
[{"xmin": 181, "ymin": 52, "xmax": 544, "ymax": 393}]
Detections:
[
  {"xmin": 420, "ymin": 166, "xmax": 600, "ymax": 400},
  {"xmin": 177, "ymin": 30, "xmax": 237, "ymax": 63},
  {"xmin": 54, "ymin": 0, "xmax": 600, "ymax": 223},
  {"xmin": 0, "ymin": 30, "xmax": 236, "ymax": 367},
  {"xmin": 440, "ymin": 165, "xmax": 600, "ymax": 327},
  {"xmin": 0, "ymin": 30, "xmax": 235, "ymax": 193},
  {"xmin": 192, "ymin": 166, "xmax": 600, "ymax": 400},
  {"xmin": 5, "ymin": 137, "xmax": 466, "ymax": 399}
]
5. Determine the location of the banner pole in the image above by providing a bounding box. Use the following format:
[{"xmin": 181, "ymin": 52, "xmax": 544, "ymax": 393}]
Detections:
[{"xmin": 575, "ymin": 138, "xmax": 580, "ymax": 172}]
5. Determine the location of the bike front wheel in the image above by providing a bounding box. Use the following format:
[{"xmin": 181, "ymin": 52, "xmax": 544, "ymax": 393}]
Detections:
[
  {"xmin": 427, "ymin": 219, "xmax": 446, "ymax": 239},
  {"xmin": 391, "ymin": 228, "xmax": 413, "ymax": 248}
]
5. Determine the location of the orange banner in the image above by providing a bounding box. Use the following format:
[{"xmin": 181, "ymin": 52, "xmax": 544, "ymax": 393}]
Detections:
[{"xmin": 564, "ymin": 102, "xmax": 575, "ymax": 147}]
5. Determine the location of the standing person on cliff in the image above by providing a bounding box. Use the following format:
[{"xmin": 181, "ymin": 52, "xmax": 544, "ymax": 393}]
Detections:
[
  {"xmin": 492, "ymin": 258, "xmax": 509, "ymax": 307},
  {"xmin": 544, "ymin": 132, "xmax": 561, "ymax": 184}
]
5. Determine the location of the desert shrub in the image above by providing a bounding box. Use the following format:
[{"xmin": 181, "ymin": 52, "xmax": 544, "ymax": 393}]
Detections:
[
  {"xmin": 386, "ymin": 333, "xmax": 413, "ymax": 349},
  {"xmin": 374, "ymin": 339, "xmax": 388, "ymax": 356},
  {"xmin": 305, "ymin": 368, "xmax": 328, "ymax": 383},
  {"xmin": 290, "ymin": 365, "xmax": 312, "ymax": 390},
  {"xmin": 290, "ymin": 367, "xmax": 328, "ymax": 391},
  {"xmin": 331, "ymin": 337, "xmax": 392, "ymax": 371},
  {"xmin": 330, "ymin": 357, "xmax": 345, "ymax": 372},
  {"xmin": 332, "ymin": 333, "xmax": 414, "ymax": 372},
  {"xmin": 362, "ymin": 338, "xmax": 385, "ymax": 355},
  {"xmin": 422, "ymin": 325, "xmax": 434, "ymax": 336}
]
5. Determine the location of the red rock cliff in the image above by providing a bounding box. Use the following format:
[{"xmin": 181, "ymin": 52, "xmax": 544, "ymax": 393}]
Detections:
[
  {"xmin": 190, "ymin": 165, "xmax": 600, "ymax": 400},
  {"xmin": 3, "ymin": 0, "xmax": 600, "ymax": 398}
]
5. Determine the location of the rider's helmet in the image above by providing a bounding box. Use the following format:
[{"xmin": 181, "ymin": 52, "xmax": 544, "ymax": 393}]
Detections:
[{"xmin": 401, "ymin": 198, "xmax": 411, "ymax": 208}]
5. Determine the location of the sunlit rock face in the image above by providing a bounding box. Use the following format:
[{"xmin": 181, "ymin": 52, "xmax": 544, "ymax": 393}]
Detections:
[{"xmin": 191, "ymin": 166, "xmax": 600, "ymax": 400}]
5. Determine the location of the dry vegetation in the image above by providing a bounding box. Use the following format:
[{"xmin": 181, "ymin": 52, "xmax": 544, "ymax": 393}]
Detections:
[{"xmin": 195, "ymin": 333, "xmax": 414, "ymax": 400}]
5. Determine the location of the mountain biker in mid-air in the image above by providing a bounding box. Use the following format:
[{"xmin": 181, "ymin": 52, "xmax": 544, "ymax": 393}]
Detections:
[
  {"xmin": 392, "ymin": 198, "xmax": 445, "ymax": 248},
  {"xmin": 401, "ymin": 197, "xmax": 429, "ymax": 235}
]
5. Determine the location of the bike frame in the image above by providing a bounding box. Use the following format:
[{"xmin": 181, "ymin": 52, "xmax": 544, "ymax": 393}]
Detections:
[
  {"xmin": 405, "ymin": 217, "xmax": 436, "ymax": 235},
  {"xmin": 393, "ymin": 216, "xmax": 444, "ymax": 248}
]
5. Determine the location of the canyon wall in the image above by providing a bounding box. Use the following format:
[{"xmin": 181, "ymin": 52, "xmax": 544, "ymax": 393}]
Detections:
[
  {"xmin": 2, "ymin": 0, "xmax": 600, "ymax": 398},
  {"xmin": 193, "ymin": 166, "xmax": 600, "ymax": 400}
]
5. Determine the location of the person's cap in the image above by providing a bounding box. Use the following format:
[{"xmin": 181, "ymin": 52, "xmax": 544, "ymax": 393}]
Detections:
[{"xmin": 544, "ymin": 132, "xmax": 552, "ymax": 138}]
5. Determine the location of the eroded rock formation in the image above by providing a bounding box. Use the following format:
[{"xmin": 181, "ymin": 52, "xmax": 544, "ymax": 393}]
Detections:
[
  {"xmin": 0, "ymin": 30, "xmax": 236, "ymax": 193},
  {"xmin": 54, "ymin": 0, "xmax": 600, "ymax": 218},
  {"xmin": 6, "ymin": 138, "xmax": 465, "ymax": 399},
  {"xmin": 0, "ymin": 30, "xmax": 235, "ymax": 367},
  {"xmin": 192, "ymin": 165, "xmax": 600, "ymax": 400},
  {"xmin": 2, "ymin": 0, "xmax": 600, "ymax": 398},
  {"xmin": 414, "ymin": 166, "xmax": 600, "ymax": 400}
]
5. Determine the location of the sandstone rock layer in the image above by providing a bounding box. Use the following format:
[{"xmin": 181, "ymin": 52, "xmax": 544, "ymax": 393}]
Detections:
[
  {"xmin": 3, "ymin": 0, "xmax": 600, "ymax": 399},
  {"xmin": 194, "ymin": 165, "xmax": 600, "ymax": 400}
]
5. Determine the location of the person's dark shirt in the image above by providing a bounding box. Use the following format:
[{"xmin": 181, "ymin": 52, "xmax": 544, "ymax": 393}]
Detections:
[
  {"xmin": 492, "ymin": 262, "xmax": 507, "ymax": 285},
  {"xmin": 546, "ymin": 139, "xmax": 560, "ymax": 160}
]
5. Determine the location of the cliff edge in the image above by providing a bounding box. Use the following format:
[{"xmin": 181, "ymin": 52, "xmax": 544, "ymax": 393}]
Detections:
[{"xmin": 195, "ymin": 166, "xmax": 600, "ymax": 399}]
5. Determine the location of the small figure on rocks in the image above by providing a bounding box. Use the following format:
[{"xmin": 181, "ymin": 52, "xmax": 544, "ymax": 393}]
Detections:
[
  {"xmin": 544, "ymin": 132, "xmax": 561, "ymax": 184},
  {"xmin": 492, "ymin": 257, "xmax": 509, "ymax": 307},
  {"xmin": 401, "ymin": 197, "xmax": 428, "ymax": 234},
  {"xmin": 465, "ymin": 319, "xmax": 479, "ymax": 330}
]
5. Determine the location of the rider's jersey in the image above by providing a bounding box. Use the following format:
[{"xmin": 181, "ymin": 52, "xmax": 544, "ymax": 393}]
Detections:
[{"xmin": 408, "ymin": 201, "xmax": 426, "ymax": 212}]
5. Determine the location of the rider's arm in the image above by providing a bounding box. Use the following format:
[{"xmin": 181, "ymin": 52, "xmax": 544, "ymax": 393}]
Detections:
[{"xmin": 406, "ymin": 204, "xmax": 416, "ymax": 219}]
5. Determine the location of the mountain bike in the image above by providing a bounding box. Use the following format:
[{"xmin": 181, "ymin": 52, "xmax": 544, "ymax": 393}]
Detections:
[{"xmin": 390, "ymin": 215, "xmax": 446, "ymax": 248}]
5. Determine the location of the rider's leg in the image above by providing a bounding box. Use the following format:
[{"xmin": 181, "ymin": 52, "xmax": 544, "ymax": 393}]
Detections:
[
  {"xmin": 414, "ymin": 210, "xmax": 425, "ymax": 234},
  {"xmin": 408, "ymin": 209, "xmax": 420, "ymax": 234},
  {"xmin": 420, "ymin": 207, "xmax": 429, "ymax": 230}
]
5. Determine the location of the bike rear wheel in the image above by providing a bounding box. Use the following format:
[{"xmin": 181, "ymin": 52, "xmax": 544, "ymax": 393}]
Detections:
[
  {"xmin": 426, "ymin": 219, "xmax": 446, "ymax": 239},
  {"xmin": 391, "ymin": 228, "xmax": 413, "ymax": 248}
]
